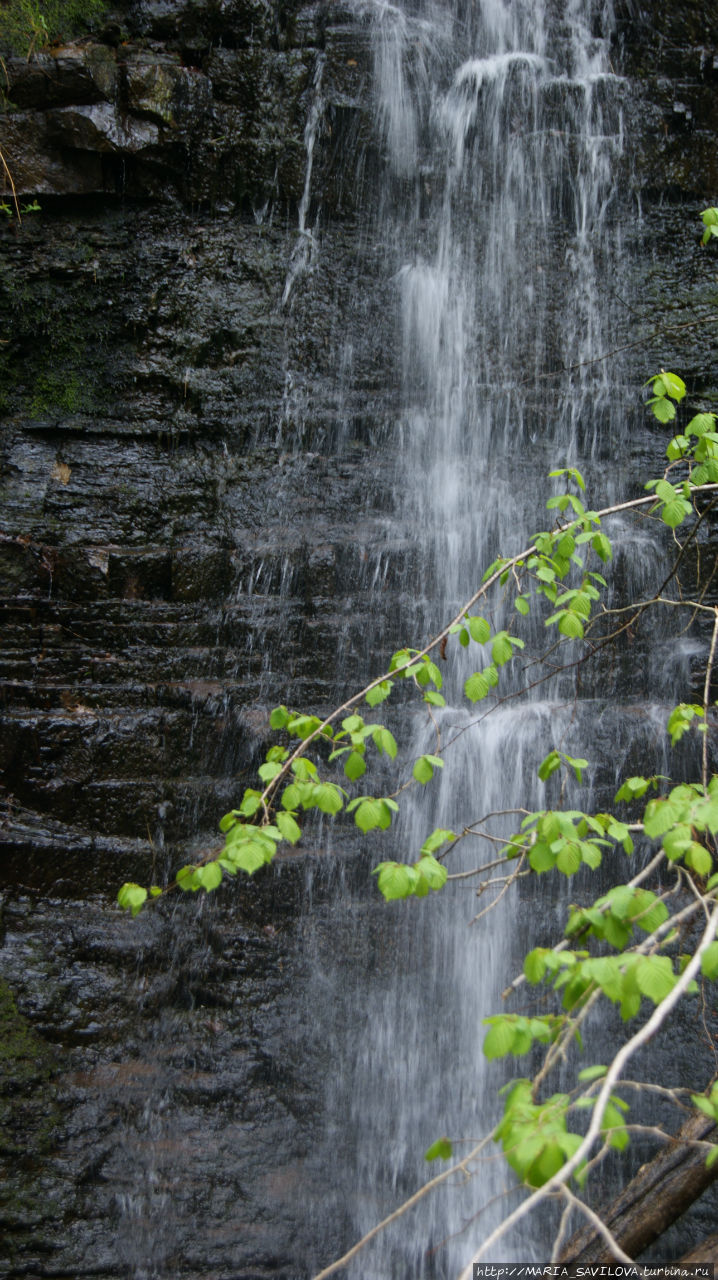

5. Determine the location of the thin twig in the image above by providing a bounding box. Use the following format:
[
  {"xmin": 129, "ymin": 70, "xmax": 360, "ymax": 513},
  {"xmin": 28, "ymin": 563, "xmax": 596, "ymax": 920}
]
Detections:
[
  {"xmin": 702, "ymin": 607, "xmax": 718, "ymax": 790},
  {"xmin": 0, "ymin": 142, "xmax": 21, "ymax": 222},
  {"xmin": 521, "ymin": 311, "xmax": 717, "ymax": 386},
  {"xmin": 470, "ymin": 862, "xmax": 527, "ymax": 924},
  {"xmin": 311, "ymin": 1133, "xmax": 494, "ymax": 1280},
  {"xmin": 559, "ymin": 1183, "xmax": 635, "ymax": 1264},
  {"xmin": 551, "ymin": 1200, "xmax": 575, "ymax": 1263}
]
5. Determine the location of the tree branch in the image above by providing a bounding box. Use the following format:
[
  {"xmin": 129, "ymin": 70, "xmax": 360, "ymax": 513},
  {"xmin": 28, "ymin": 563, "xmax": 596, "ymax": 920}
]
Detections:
[
  {"xmin": 457, "ymin": 901, "xmax": 718, "ymax": 1278},
  {"xmin": 311, "ymin": 1135, "xmax": 493, "ymax": 1280}
]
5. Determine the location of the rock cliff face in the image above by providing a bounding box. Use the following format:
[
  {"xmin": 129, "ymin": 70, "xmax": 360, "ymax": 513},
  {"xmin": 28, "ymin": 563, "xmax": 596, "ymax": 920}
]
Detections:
[{"xmin": 0, "ymin": 0, "xmax": 717, "ymax": 1275}]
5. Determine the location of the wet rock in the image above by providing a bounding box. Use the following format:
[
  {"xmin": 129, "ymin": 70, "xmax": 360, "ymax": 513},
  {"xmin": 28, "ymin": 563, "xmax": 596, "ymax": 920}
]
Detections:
[{"xmin": 1, "ymin": 0, "xmax": 717, "ymax": 1274}]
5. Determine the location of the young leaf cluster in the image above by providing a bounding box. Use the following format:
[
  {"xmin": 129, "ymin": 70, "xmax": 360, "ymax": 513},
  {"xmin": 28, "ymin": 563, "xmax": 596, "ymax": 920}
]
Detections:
[
  {"xmin": 495, "ymin": 1081, "xmax": 584, "ymax": 1188},
  {"xmin": 503, "ymin": 803, "xmax": 629, "ymax": 877}
]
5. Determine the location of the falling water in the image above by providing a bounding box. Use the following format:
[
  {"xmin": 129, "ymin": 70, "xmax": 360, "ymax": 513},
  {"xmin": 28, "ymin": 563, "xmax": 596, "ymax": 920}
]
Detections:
[
  {"xmin": 282, "ymin": 54, "xmax": 326, "ymax": 307},
  {"xmin": 302, "ymin": 0, "xmax": 661, "ymax": 1273}
]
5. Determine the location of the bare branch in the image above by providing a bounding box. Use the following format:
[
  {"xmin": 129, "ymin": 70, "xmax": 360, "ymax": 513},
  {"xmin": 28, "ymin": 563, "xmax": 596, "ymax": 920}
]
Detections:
[
  {"xmin": 311, "ymin": 1134, "xmax": 494, "ymax": 1280},
  {"xmin": 559, "ymin": 1184, "xmax": 635, "ymax": 1264}
]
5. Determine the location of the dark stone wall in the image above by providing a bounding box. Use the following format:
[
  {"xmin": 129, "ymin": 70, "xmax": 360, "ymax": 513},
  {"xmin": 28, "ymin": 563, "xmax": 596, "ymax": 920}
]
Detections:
[{"xmin": 0, "ymin": 0, "xmax": 717, "ymax": 1274}]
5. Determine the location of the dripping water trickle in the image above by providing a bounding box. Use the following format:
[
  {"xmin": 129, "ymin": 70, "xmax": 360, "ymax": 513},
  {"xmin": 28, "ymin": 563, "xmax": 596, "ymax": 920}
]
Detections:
[{"xmin": 282, "ymin": 53, "xmax": 326, "ymax": 308}]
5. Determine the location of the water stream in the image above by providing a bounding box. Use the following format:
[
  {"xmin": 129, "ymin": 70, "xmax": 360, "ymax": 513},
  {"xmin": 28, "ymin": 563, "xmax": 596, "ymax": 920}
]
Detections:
[{"xmin": 300, "ymin": 0, "xmax": 662, "ymax": 1272}]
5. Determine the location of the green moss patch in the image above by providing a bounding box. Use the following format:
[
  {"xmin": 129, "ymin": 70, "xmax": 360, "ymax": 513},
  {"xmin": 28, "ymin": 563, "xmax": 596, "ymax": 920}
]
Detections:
[{"xmin": 0, "ymin": 1, "xmax": 108, "ymax": 58}]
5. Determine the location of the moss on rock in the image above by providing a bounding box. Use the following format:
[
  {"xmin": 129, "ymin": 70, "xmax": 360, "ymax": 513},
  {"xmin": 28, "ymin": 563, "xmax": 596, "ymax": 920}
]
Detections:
[{"xmin": 0, "ymin": 976, "xmax": 56, "ymax": 1158}]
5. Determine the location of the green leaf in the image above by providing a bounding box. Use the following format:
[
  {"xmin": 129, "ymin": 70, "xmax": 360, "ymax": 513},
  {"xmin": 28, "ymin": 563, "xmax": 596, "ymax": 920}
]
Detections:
[
  {"xmin": 117, "ymin": 882, "xmax": 149, "ymax": 917},
  {"xmin": 564, "ymin": 754, "xmax": 589, "ymax": 783},
  {"xmin": 629, "ymin": 890, "xmax": 669, "ymax": 934},
  {"xmin": 688, "ymin": 412, "xmax": 716, "ymax": 436},
  {"xmin": 558, "ymin": 612, "xmax": 584, "ymax": 639},
  {"xmin": 527, "ymin": 1140, "xmax": 566, "ymax": 1187},
  {"xmin": 372, "ymin": 727, "xmax": 398, "ymax": 759},
  {"xmin": 666, "ymin": 703, "xmax": 704, "ymax": 745},
  {"xmin": 491, "ymin": 632, "xmax": 514, "ymax": 665},
  {"xmin": 424, "ymin": 689, "xmax": 446, "ymax": 707},
  {"xmin": 654, "ymin": 478, "xmax": 678, "ymax": 502},
  {"xmin": 352, "ymin": 797, "xmax": 394, "ymax": 833},
  {"xmin": 650, "ymin": 396, "xmax": 677, "ymax": 424},
  {"xmin": 292, "ymin": 757, "xmax": 318, "ymax": 781},
  {"xmin": 483, "ymin": 1019, "xmax": 517, "ymax": 1060},
  {"xmin": 414, "ymin": 854, "xmax": 447, "ymax": 891},
  {"xmin": 258, "ymin": 760, "xmax": 283, "ymax": 782},
  {"xmin": 529, "ymin": 842, "xmax": 556, "ymax": 873},
  {"xmin": 666, "ymin": 434, "xmax": 690, "ymax": 460},
  {"xmin": 578, "ymin": 1064, "xmax": 607, "ymax": 1082},
  {"xmin": 600, "ymin": 885, "xmax": 635, "ymax": 921},
  {"xmin": 635, "ymin": 955, "xmax": 676, "ymax": 1005},
  {"xmin": 592, "ymin": 532, "xmax": 612, "ymax": 562},
  {"xmin": 231, "ymin": 842, "xmax": 270, "ymax": 875},
  {"xmin": 373, "ymin": 861, "xmax": 417, "ymax": 900},
  {"xmin": 313, "ymin": 783, "xmax": 345, "ymax": 815},
  {"xmin": 366, "ymin": 679, "xmax": 394, "ymax": 707},
  {"xmin": 580, "ymin": 841, "xmax": 602, "ymax": 870},
  {"xmin": 615, "ymin": 775, "xmax": 652, "ymax": 803},
  {"xmin": 269, "ymin": 705, "xmax": 290, "ymax": 729},
  {"xmin": 277, "ymin": 811, "xmax": 302, "ymax": 844},
  {"xmin": 467, "ymin": 616, "xmax": 491, "ymax": 644},
  {"xmin": 239, "ymin": 789, "xmax": 263, "ymax": 817},
  {"xmin": 413, "ymin": 754, "xmax": 443, "ymax": 784},
  {"xmin": 287, "ymin": 713, "xmax": 323, "ymax": 739},
  {"xmin": 556, "ymin": 842, "xmax": 582, "ymax": 876},
  {"xmin": 195, "ymin": 861, "xmax": 223, "ymax": 891},
  {"xmin": 342, "ymin": 714, "xmax": 364, "ymax": 733},
  {"xmin": 524, "ymin": 949, "xmax": 548, "ymax": 984},
  {"xmin": 425, "ymin": 660, "xmax": 442, "ymax": 689},
  {"xmin": 420, "ymin": 828, "xmax": 456, "ymax": 856},
  {"xmin": 281, "ymin": 782, "xmax": 301, "ymax": 811},
  {"xmin": 425, "ymin": 1137, "xmax": 453, "ymax": 1161},
  {"xmin": 412, "ymin": 871, "xmax": 429, "ymax": 898},
  {"xmin": 515, "ymin": 595, "xmax": 530, "ymax": 615},
  {"xmin": 644, "ymin": 799, "xmax": 685, "ymax": 840},
  {"xmin": 536, "ymin": 564, "xmax": 556, "ymax": 584},
  {"xmin": 657, "ymin": 371, "xmax": 687, "ymax": 401},
  {"xmin": 483, "ymin": 556, "xmax": 509, "ymax": 582},
  {"xmin": 701, "ymin": 941, "xmax": 718, "ymax": 980},
  {"xmin": 661, "ymin": 498, "xmax": 691, "ymax": 528},
  {"xmin": 464, "ymin": 672, "xmax": 489, "ymax": 703},
  {"xmin": 538, "ymin": 750, "xmax": 561, "ymax": 782},
  {"xmin": 601, "ymin": 1101, "xmax": 630, "ymax": 1150},
  {"xmin": 344, "ymin": 750, "xmax": 367, "ymax": 781},
  {"xmin": 686, "ymin": 843, "xmax": 713, "ymax": 876}
]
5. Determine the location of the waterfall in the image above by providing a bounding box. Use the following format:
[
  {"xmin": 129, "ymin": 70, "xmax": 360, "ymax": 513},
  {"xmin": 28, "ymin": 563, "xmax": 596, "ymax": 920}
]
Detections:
[{"xmin": 302, "ymin": 0, "xmax": 656, "ymax": 1272}]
